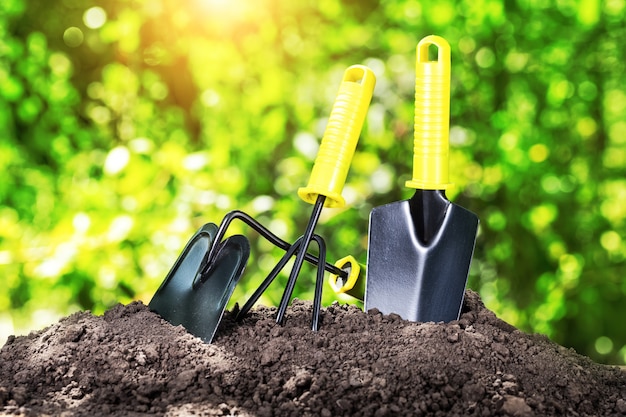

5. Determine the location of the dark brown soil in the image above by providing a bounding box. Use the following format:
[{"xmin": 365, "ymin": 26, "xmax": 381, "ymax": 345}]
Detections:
[{"xmin": 1, "ymin": 290, "xmax": 625, "ymax": 416}]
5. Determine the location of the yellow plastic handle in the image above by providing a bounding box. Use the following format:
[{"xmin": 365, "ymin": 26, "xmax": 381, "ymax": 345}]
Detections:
[
  {"xmin": 328, "ymin": 255, "xmax": 364, "ymax": 301},
  {"xmin": 405, "ymin": 35, "xmax": 453, "ymax": 190},
  {"xmin": 298, "ymin": 65, "xmax": 376, "ymax": 208}
]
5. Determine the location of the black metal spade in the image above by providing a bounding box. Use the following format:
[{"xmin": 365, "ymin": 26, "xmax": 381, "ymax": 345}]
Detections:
[
  {"xmin": 364, "ymin": 35, "xmax": 479, "ymax": 323},
  {"xmin": 149, "ymin": 223, "xmax": 250, "ymax": 343},
  {"xmin": 366, "ymin": 190, "xmax": 478, "ymax": 322}
]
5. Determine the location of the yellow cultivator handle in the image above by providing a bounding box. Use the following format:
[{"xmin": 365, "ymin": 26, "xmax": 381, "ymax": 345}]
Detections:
[
  {"xmin": 329, "ymin": 255, "xmax": 365, "ymax": 301},
  {"xmin": 405, "ymin": 35, "xmax": 453, "ymax": 190},
  {"xmin": 298, "ymin": 65, "xmax": 376, "ymax": 208}
]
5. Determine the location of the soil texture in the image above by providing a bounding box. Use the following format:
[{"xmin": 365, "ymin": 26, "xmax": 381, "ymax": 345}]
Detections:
[{"xmin": 1, "ymin": 290, "xmax": 625, "ymax": 416}]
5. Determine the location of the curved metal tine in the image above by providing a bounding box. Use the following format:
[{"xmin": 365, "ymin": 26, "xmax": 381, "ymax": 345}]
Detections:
[
  {"xmin": 202, "ymin": 210, "xmax": 347, "ymax": 279},
  {"xmin": 276, "ymin": 196, "xmax": 325, "ymax": 325},
  {"xmin": 310, "ymin": 235, "xmax": 326, "ymax": 331},
  {"xmin": 202, "ymin": 211, "xmax": 245, "ymax": 273},
  {"xmin": 236, "ymin": 237, "xmax": 304, "ymax": 320}
]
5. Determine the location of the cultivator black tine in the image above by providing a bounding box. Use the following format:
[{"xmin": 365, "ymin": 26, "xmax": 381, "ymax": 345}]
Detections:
[
  {"xmin": 310, "ymin": 235, "xmax": 326, "ymax": 331},
  {"xmin": 276, "ymin": 195, "xmax": 325, "ymax": 326},
  {"xmin": 236, "ymin": 236, "xmax": 304, "ymax": 320},
  {"xmin": 236, "ymin": 232, "xmax": 326, "ymax": 330}
]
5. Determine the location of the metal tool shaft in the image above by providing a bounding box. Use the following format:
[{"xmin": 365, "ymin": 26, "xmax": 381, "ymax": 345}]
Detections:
[{"xmin": 275, "ymin": 194, "xmax": 325, "ymax": 325}]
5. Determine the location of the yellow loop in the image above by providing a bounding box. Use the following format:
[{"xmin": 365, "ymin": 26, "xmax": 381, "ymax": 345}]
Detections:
[
  {"xmin": 329, "ymin": 255, "xmax": 364, "ymax": 301},
  {"xmin": 416, "ymin": 35, "xmax": 451, "ymax": 64},
  {"xmin": 298, "ymin": 65, "xmax": 376, "ymax": 207},
  {"xmin": 405, "ymin": 35, "xmax": 453, "ymax": 191}
]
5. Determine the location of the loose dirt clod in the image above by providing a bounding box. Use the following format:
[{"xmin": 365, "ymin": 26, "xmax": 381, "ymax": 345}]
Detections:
[{"xmin": 1, "ymin": 290, "xmax": 625, "ymax": 416}]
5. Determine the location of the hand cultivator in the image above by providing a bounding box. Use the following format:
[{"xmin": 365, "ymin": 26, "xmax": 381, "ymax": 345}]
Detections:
[{"xmin": 150, "ymin": 66, "xmax": 375, "ymax": 343}]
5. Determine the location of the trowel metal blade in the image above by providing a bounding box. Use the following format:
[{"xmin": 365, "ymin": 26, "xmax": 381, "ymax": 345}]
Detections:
[
  {"xmin": 149, "ymin": 223, "xmax": 250, "ymax": 343},
  {"xmin": 365, "ymin": 192, "xmax": 478, "ymax": 323}
]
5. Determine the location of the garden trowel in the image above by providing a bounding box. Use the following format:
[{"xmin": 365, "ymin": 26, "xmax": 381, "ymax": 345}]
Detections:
[
  {"xmin": 365, "ymin": 35, "xmax": 479, "ymax": 323},
  {"xmin": 149, "ymin": 223, "xmax": 249, "ymax": 343}
]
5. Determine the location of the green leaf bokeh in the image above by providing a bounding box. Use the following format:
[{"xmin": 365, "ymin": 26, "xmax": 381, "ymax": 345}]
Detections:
[{"xmin": 1, "ymin": 0, "xmax": 625, "ymax": 364}]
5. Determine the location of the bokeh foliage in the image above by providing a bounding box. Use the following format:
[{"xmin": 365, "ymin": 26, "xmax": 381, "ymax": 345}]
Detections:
[{"xmin": 1, "ymin": 0, "xmax": 625, "ymax": 364}]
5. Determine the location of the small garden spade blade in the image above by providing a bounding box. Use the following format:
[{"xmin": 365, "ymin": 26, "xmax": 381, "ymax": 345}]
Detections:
[
  {"xmin": 149, "ymin": 223, "xmax": 250, "ymax": 343},
  {"xmin": 365, "ymin": 35, "xmax": 479, "ymax": 323}
]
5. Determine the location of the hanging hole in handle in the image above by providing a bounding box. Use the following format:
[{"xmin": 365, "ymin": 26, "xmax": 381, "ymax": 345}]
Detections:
[
  {"xmin": 344, "ymin": 66, "xmax": 365, "ymax": 84},
  {"xmin": 343, "ymin": 65, "xmax": 375, "ymax": 88},
  {"xmin": 427, "ymin": 44, "xmax": 439, "ymax": 61},
  {"xmin": 417, "ymin": 35, "xmax": 450, "ymax": 64}
]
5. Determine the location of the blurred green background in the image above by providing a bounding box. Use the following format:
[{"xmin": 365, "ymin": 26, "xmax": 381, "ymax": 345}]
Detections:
[{"xmin": 1, "ymin": 0, "xmax": 625, "ymax": 364}]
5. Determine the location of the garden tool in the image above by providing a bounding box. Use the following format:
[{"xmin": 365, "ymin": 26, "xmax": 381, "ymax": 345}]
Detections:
[
  {"xmin": 149, "ymin": 211, "xmax": 347, "ymax": 343},
  {"xmin": 150, "ymin": 65, "xmax": 374, "ymax": 341},
  {"xmin": 239, "ymin": 65, "xmax": 376, "ymax": 330},
  {"xmin": 149, "ymin": 223, "xmax": 250, "ymax": 343},
  {"xmin": 365, "ymin": 35, "xmax": 479, "ymax": 323}
]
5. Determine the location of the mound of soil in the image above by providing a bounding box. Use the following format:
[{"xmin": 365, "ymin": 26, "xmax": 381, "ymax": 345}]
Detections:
[{"xmin": 1, "ymin": 290, "xmax": 625, "ymax": 416}]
